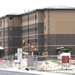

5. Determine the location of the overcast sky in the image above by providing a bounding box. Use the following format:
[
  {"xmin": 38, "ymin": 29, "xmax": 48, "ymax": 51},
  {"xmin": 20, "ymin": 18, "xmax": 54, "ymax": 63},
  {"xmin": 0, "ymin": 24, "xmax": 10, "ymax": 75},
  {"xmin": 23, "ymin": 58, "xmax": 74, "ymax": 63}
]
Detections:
[{"xmin": 0, "ymin": 0, "xmax": 75, "ymax": 17}]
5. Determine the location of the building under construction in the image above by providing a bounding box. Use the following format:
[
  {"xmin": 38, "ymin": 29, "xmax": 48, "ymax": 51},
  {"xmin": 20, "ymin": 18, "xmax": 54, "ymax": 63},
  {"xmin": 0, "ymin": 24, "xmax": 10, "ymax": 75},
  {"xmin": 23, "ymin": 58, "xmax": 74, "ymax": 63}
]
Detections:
[{"xmin": 0, "ymin": 7, "xmax": 75, "ymax": 56}]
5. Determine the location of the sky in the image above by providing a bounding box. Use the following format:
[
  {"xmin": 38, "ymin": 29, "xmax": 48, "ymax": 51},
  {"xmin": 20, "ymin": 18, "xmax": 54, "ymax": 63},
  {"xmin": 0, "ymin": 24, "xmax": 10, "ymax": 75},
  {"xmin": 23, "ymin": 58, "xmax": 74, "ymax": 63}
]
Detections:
[{"xmin": 0, "ymin": 0, "xmax": 75, "ymax": 17}]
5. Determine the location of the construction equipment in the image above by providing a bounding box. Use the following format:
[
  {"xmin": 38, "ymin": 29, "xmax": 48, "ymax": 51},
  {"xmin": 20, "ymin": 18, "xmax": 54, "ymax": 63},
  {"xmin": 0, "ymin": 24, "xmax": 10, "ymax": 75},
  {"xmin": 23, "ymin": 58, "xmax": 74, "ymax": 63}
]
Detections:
[
  {"xmin": 22, "ymin": 40, "xmax": 38, "ymax": 51},
  {"xmin": 22, "ymin": 40, "xmax": 48, "ymax": 56},
  {"xmin": 43, "ymin": 51, "xmax": 48, "ymax": 56}
]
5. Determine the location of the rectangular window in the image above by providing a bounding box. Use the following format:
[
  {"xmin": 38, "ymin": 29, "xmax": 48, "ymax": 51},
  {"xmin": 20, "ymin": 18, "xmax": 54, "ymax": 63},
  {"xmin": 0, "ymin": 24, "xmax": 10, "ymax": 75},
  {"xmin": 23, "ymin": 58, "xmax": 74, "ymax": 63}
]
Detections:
[
  {"xmin": 9, "ymin": 37, "xmax": 12, "ymax": 40},
  {"xmin": 45, "ymin": 38, "xmax": 46, "ymax": 42},
  {"xmin": 35, "ymin": 27, "xmax": 37, "ymax": 31},
  {"xmin": 10, "ymin": 28, "xmax": 13, "ymax": 31},
  {"xmin": 35, "ymin": 39, "xmax": 37, "ymax": 42}
]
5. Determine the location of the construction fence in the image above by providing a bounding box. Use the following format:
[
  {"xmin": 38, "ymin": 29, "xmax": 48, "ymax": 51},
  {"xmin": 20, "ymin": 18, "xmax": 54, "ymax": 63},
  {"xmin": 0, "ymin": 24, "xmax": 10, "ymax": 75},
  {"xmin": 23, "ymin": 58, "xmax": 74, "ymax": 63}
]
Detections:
[{"xmin": 0, "ymin": 55, "xmax": 75, "ymax": 71}]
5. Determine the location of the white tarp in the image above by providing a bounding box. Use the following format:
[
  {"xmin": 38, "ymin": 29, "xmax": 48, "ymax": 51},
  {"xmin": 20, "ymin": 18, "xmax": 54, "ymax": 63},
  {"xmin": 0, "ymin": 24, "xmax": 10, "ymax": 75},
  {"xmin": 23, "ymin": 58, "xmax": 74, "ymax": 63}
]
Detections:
[{"xmin": 0, "ymin": 46, "xmax": 4, "ymax": 50}]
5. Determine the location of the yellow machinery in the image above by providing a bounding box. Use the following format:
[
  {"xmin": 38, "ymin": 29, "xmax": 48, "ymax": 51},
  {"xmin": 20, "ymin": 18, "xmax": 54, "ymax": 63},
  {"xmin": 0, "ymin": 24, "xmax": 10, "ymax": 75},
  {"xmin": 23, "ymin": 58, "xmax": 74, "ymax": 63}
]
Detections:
[
  {"xmin": 22, "ymin": 40, "xmax": 48, "ymax": 56},
  {"xmin": 22, "ymin": 40, "xmax": 38, "ymax": 51},
  {"xmin": 43, "ymin": 51, "xmax": 48, "ymax": 56}
]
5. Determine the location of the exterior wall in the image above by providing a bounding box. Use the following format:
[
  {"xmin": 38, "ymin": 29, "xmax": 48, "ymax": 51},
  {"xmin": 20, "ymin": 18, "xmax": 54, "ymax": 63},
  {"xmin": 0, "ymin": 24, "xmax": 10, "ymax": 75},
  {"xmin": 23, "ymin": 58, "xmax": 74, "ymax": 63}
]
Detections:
[
  {"xmin": 44, "ymin": 10, "xmax": 75, "ymax": 34},
  {"xmin": 44, "ymin": 10, "xmax": 75, "ymax": 55},
  {"xmin": 37, "ymin": 11, "xmax": 44, "ymax": 23},
  {"xmin": 22, "ymin": 15, "xmax": 28, "ymax": 26},
  {"xmin": 8, "ymin": 17, "xmax": 21, "ymax": 27},
  {"xmin": 49, "ymin": 10, "xmax": 75, "ymax": 34},
  {"xmin": 0, "ymin": 16, "xmax": 22, "ymax": 55},
  {"xmin": 1, "ymin": 9, "xmax": 75, "ymax": 55},
  {"xmin": 22, "ymin": 11, "xmax": 44, "ymax": 53},
  {"xmin": 44, "ymin": 10, "xmax": 49, "ymax": 35}
]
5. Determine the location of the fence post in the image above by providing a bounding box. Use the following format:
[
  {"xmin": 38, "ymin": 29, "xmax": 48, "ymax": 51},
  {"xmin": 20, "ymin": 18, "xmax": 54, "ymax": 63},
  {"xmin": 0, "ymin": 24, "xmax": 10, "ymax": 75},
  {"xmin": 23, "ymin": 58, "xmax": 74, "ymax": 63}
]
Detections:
[
  {"xmin": 35, "ymin": 55, "xmax": 38, "ymax": 70},
  {"xmin": 9, "ymin": 55, "xmax": 12, "ymax": 67}
]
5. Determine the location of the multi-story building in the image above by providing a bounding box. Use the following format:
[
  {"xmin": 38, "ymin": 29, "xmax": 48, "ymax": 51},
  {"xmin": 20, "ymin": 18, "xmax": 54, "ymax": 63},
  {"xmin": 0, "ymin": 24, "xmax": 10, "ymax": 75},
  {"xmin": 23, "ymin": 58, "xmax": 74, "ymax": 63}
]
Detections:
[
  {"xmin": 21, "ymin": 10, "xmax": 44, "ymax": 54},
  {"xmin": 1, "ymin": 8, "xmax": 75, "ymax": 56},
  {"xmin": 0, "ymin": 15, "xmax": 22, "ymax": 56}
]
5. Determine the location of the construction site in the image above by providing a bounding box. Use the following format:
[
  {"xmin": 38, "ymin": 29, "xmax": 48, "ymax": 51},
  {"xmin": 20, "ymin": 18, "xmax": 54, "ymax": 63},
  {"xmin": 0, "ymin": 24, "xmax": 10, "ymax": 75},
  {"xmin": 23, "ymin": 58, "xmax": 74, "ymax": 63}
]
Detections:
[{"xmin": 0, "ymin": 8, "xmax": 75, "ymax": 57}]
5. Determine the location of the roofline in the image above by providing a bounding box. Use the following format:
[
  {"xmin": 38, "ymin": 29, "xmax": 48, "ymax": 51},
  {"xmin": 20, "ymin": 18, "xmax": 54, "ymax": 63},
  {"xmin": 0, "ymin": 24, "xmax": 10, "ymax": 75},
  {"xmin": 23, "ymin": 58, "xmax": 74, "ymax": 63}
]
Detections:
[
  {"xmin": 0, "ymin": 14, "xmax": 21, "ymax": 19},
  {"xmin": 1, "ymin": 7, "xmax": 75, "ymax": 18},
  {"xmin": 21, "ymin": 7, "xmax": 75, "ymax": 16}
]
